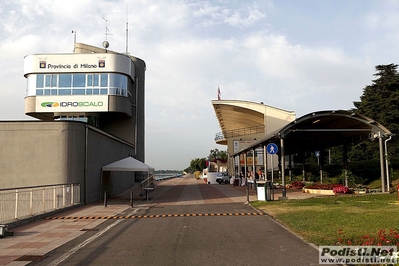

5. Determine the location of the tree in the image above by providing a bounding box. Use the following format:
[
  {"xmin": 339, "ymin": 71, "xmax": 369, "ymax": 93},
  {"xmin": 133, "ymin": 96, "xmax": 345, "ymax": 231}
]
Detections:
[
  {"xmin": 354, "ymin": 64, "xmax": 399, "ymax": 130},
  {"xmin": 188, "ymin": 158, "xmax": 207, "ymax": 172},
  {"xmin": 353, "ymin": 64, "xmax": 399, "ymax": 174},
  {"xmin": 208, "ymin": 149, "xmax": 227, "ymax": 162}
]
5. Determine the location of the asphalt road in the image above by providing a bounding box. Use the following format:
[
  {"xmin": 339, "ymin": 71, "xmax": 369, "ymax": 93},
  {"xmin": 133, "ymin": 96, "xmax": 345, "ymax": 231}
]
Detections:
[{"xmin": 31, "ymin": 177, "xmax": 321, "ymax": 266}]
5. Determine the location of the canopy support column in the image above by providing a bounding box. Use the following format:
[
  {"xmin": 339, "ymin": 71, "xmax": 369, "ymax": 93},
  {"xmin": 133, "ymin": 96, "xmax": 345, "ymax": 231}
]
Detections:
[
  {"xmin": 379, "ymin": 132, "xmax": 386, "ymax": 193},
  {"xmin": 279, "ymin": 138, "xmax": 287, "ymax": 200}
]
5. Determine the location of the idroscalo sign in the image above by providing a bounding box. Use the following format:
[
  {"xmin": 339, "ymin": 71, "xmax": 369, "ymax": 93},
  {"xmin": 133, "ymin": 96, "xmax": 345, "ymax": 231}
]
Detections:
[
  {"xmin": 36, "ymin": 95, "xmax": 108, "ymax": 112},
  {"xmin": 319, "ymin": 245, "xmax": 397, "ymax": 264}
]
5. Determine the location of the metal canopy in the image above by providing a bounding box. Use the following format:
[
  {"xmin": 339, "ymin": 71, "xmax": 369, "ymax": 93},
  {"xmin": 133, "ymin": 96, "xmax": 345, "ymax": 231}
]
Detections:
[
  {"xmin": 234, "ymin": 110, "xmax": 392, "ymax": 156},
  {"xmin": 212, "ymin": 100, "xmax": 265, "ymax": 133}
]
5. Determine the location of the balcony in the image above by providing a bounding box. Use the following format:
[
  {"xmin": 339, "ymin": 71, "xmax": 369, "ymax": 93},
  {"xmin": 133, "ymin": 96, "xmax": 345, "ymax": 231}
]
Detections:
[{"xmin": 214, "ymin": 125, "xmax": 265, "ymax": 145}]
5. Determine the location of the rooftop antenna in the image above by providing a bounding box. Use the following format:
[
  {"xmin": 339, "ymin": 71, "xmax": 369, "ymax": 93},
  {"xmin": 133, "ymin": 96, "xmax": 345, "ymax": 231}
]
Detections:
[
  {"xmin": 125, "ymin": 4, "xmax": 129, "ymax": 55},
  {"xmin": 102, "ymin": 17, "xmax": 113, "ymax": 51},
  {"xmin": 71, "ymin": 30, "xmax": 76, "ymax": 52}
]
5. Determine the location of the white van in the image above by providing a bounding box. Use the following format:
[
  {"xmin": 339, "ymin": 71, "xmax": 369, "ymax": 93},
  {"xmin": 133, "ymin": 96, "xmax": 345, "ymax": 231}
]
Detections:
[{"xmin": 216, "ymin": 172, "xmax": 230, "ymax": 184}]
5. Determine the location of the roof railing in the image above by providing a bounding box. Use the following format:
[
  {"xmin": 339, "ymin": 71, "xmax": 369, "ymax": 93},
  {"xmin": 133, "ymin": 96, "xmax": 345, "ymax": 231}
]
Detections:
[{"xmin": 214, "ymin": 125, "xmax": 265, "ymax": 141}]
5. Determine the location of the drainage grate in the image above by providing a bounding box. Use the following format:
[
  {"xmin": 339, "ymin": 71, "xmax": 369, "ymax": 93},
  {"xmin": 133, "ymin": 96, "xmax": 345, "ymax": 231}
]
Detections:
[{"xmin": 15, "ymin": 255, "xmax": 48, "ymax": 262}]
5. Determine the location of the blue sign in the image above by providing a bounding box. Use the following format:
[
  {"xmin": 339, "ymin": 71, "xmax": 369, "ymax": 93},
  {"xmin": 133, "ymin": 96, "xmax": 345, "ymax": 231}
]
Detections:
[
  {"xmin": 266, "ymin": 143, "xmax": 278, "ymax": 154},
  {"xmin": 315, "ymin": 151, "xmax": 320, "ymax": 157}
]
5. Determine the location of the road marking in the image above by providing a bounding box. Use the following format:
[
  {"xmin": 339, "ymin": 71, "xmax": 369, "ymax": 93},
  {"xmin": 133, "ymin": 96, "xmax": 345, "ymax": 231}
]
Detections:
[
  {"xmin": 45, "ymin": 212, "xmax": 264, "ymax": 220},
  {"xmin": 47, "ymin": 218, "xmax": 123, "ymax": 266},
  {"xmin": 47, "ymin": 208, "xmax": 143, "ymax": 266}
]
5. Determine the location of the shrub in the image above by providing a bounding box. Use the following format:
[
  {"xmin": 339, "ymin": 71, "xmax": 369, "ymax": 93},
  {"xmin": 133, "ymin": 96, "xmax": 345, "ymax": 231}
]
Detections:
[
  {"xmin": 333, "ymin": 185, "xmax": 351, "ymax": 194},
  {"xmin": 305, "ymin": 183, "xmax": 343, "ymax": 190},
  {"xmin": 338, "ymin": 229, "xmax": 399, "ymax": 247},
  {"xmin": 290, "ymin": 181, "xmax": 306, "ymax": 189}
]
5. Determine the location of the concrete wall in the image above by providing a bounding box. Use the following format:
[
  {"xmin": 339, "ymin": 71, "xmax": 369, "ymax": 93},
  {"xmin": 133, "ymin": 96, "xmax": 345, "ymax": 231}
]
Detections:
[
  {"xmin": 0, "ymin": 121, "xmax": 71, "ymax": 187},
  {"xmin": 85, "ymin": 127, "xmax": 136, "ymax": 203},
  {"xmin": 0, "ymin": 121, "xmax": 137, "ymax": 204}
]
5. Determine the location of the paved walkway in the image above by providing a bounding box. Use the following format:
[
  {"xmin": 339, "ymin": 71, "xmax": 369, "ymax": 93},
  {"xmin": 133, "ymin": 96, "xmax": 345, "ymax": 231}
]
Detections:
[{"xmin": 0, "ymin": 176, "xmax": 316, "ymax": 266}]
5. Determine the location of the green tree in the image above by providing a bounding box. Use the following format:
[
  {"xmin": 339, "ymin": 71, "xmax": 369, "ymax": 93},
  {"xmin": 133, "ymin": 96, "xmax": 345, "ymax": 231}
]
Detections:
[
  {"xmin": 208, "ymin": 149, "xmax": 227, "ymax": 161},
  {"xmin": 188, "ymin": 158, "xmax": 207, "ymax": 172},
  {"xmin": 352, "ymin": 64, "xmax": 399, "ymax": 177}
]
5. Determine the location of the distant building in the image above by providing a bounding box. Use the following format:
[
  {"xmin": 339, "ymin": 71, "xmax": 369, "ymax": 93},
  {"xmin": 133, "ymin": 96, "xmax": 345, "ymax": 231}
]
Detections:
[
  {"xmin": 0, "ymin": 43, "xmax": 147, "ymax": 203},
  {"xmin": 212, "ymin": 100, "xmax": 296, "ymax": 176}
]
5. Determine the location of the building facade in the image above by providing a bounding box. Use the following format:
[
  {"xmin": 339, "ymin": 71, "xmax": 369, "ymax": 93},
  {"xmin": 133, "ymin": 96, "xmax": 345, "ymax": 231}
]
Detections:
[
  {"xmin": 212, "ymin": 100, "xmax": 296, "ymax": 176},
  {"xmin": 0, "ymin": 43, "xmax": 147, "ymax": 203},
  {"xmin": 24, "ymin": 43, "xmax": 146, "ymax": 162}
]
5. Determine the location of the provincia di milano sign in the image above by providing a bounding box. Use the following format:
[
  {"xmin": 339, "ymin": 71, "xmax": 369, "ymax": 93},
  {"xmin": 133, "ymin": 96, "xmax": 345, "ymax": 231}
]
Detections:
[
  {"xmin": 24, "ymin": 53, "xmax": 134, "ymax": 76},
  {"xmin": 40, "ymin": 62, "xmax": 104, "ymax": 69}
]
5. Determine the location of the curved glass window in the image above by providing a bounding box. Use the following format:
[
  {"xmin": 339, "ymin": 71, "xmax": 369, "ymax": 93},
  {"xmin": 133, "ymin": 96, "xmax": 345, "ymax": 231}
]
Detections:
[
  {"xmin": 73, "ymin": 74, "xmax": 85, "ymax": 87},
  {"xmin": 27, "ymin": 73, "xmax": 130, "ymax": 97},
  {"xmin": 100, "ymin": 74, "xmax": 108, "ymax": 87},
  {"xmin": 45, "ymin": 75, "xmax": 51, "ymax": 87},
  {"xmin": 59, "ymin": 89, "xmax": 71, "ymax": 95},
  {"xmin": 36, "ymin": 75, "xmax": 44, "ymax": 88},
  {"xmin": 59, "ymin": 74, "xmax": 71, "ymax": 87},
  {"xmin": 52, "ymin": 75, "xmax": 58, "ymax": 87},
  {"xmin": 72, "ymin": 88, "xmax": 85, "ymax": 95},
  {"xmin": 110, "ymin": 74, "xmax": 127, "ymax": 89}
]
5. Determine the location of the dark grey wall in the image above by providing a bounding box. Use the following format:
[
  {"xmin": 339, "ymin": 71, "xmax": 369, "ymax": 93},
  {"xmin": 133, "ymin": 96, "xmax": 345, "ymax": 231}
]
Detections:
[{"xmin": 0, "ymin": 121, "xmax": 138, "ymax": 204}]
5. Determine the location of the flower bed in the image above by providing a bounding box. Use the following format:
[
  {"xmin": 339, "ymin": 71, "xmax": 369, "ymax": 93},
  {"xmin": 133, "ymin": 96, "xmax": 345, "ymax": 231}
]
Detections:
[
  {"xmin": 303, "ymin": 183, "xmax": 352, "ymax": 195},
  {"xmin": 290, "ymin": 181, "xmax": 306, "ymax": 189},
  {"xmin": 338, "ymin": 229, "xmax": 399, "ymax": 246},
  {"xmin": 303, "ymin": 188, "xmax": 335, "ymax": 195}
]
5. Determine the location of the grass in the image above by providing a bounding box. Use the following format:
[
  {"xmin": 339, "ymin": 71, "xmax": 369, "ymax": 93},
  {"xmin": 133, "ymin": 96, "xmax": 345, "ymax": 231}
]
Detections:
[{"xmin": 251, "ymin": 192, "xmax": 399, "ymax": 246}]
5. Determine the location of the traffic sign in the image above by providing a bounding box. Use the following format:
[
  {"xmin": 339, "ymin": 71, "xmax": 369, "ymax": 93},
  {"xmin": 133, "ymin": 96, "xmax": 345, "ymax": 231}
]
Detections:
[
  {"xmin": 315, "ymin": 151, "xmax": 320, "ymax": 157},
  {"xmin": 266, "ymin": 143, "xmax": 278, "ymax": 154}
]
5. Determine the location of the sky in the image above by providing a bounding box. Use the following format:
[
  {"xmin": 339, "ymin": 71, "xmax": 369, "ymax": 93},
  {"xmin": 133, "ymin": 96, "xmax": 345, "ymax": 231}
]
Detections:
[{"xmin": 1, "ymin": 0, "xmax": 399, "ymax": 170}]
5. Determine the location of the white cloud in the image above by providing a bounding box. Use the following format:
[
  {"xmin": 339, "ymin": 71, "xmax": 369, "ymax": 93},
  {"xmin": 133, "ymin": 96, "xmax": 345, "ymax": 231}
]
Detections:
[{"xmin": 1, "ymin": 0, "xmax": 398, "ymax": 169}]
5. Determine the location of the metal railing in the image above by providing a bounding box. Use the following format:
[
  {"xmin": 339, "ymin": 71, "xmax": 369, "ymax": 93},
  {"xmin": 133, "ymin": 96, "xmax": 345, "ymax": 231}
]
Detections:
[
  {"xmin": 0, "ymin": 183, "xmax": 80, "ymax": 223},
  {"xmin": 140, "ymin": 176, "xmax": 155, "ymax": 189},
  {"xmin": 214, "ymin": 125, "xmax": 265, "ymax": 141}
]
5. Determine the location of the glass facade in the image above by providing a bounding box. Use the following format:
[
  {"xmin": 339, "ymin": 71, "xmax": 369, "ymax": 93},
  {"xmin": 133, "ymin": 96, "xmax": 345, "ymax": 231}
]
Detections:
[
  {"xmin": 54, "ymin": 115, "xmax": 100, "ymax": 127},
  {"xmin": 27, "ymin": 73, "xmax": 130, "ymax": 97}
]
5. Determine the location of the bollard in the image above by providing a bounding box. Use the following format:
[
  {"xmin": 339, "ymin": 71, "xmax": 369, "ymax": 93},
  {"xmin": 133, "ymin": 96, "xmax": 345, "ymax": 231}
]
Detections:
[
  {"xmin": 104, "ymin": 191, "xmax": 107, "ymax": 207},
  {"xmin": 130, "ymin": 191, "xmax": 134, "ymax": 208}
]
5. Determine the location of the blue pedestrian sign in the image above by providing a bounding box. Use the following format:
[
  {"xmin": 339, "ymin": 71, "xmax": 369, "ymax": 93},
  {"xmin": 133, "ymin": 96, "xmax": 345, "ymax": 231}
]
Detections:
[{"xmin": 266, "ymin": 143, "xmax": 278, "ymax": 154}]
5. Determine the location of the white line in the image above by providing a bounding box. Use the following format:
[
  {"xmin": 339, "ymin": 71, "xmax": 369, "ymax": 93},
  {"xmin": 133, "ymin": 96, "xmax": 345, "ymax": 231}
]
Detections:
[
  {"xmin": 48, "ymin": 208, "xmax": 142, "ymax": 266},
  {"xmin": 48, "ymin": 219, "xmax": 123, "ymax": 266}
]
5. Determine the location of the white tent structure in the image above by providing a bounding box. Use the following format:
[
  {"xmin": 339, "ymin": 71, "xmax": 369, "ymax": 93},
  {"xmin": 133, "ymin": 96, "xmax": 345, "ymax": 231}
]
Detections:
[
  {"xmin": 101, "ymin": 157, "xmax": 155, "ymax": 200},
  {"xmin": 102, "ymin": 156, "xmax": 154, "ymax": 172}
]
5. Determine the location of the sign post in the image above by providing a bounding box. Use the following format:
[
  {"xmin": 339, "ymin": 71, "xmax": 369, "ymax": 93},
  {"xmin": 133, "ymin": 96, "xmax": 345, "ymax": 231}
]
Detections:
[{"xmin": 266, "ymin": 143, "xmax": 278, "ymax": 184}]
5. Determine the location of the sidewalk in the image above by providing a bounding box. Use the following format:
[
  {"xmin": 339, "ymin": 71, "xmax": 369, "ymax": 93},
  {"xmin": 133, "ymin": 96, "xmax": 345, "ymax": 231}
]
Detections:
[
  {"xmin": 0, "ymin": 176, "xmax": 316, "ymax": 265},
  {"xmin": 0, "ymin": 187, "xmax": 147, "ymax": 265}
]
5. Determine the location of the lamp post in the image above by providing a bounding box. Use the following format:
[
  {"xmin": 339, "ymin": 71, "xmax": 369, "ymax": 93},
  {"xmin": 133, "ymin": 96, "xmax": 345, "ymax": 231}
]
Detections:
[{"xmin": 384, "ymin": 135, "xmax": 392, "ymax": 192}]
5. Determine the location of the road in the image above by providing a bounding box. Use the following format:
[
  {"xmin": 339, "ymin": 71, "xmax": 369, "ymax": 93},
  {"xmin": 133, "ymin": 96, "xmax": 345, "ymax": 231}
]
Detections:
[{"xmin": 31, "ymin": 176, "xmax": 320, "ymax": 266}]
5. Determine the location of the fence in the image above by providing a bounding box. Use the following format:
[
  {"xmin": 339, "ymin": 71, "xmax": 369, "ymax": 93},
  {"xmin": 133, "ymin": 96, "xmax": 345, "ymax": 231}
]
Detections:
[
  {"xmin": 0, "ymin": 183, "xmax": 80, "ymax": 224},
  {"xmin": 214, "ymin": 125, "xmax": 265, "ymax": 141}
]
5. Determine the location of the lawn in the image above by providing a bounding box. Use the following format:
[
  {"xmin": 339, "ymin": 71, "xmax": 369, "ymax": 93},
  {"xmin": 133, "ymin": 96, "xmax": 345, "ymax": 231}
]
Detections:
[{"xmin": 251, "ymin": 192, "xmax": 399, "ymax": 246}]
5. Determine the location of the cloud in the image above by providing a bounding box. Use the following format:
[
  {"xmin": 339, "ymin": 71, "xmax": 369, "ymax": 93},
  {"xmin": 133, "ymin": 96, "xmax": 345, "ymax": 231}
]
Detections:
[
  {"xmin": 191, "ymin": 2, "xmax": 266, "ymax": 28},
  {"xmin": 1, "ymin": 0, "xmax": 398, "ymax": 169}
]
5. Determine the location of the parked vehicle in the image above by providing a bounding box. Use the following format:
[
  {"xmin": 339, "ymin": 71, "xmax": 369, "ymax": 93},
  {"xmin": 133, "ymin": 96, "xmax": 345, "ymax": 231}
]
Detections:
[{"xmin": 216, "ymin": 172, "xmax": 230, "ymax": 184}]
